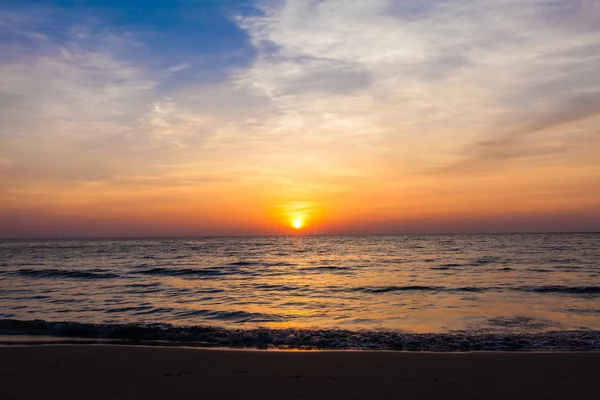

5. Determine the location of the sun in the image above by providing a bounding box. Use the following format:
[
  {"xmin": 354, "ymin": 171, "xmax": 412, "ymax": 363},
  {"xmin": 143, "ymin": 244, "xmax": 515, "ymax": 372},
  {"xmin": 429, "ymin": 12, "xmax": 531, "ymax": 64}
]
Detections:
[{"xmin": 291, "ymin": 218, "xmax": 304, "ymax": 229}]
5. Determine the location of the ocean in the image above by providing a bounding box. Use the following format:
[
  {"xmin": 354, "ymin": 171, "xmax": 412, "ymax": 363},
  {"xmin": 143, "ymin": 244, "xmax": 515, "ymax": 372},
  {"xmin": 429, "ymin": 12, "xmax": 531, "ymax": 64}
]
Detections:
[{"xmin": 1, "ymin": 233, "xmax": 599, "ymax": 350}]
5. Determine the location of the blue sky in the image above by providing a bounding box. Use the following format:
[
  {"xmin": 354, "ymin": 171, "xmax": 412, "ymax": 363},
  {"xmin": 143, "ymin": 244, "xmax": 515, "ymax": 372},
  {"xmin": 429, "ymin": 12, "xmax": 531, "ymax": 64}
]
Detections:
[{"xmin": 1, "ymin": 0, "xmax": 258, "ymax": 88}]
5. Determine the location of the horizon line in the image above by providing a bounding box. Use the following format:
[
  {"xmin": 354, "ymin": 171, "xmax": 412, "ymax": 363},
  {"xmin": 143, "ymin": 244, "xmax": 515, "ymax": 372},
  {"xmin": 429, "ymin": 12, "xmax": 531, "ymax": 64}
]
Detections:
[{"xmin": 1, "ymin": 230, "xmax": 599, "ymax": 241}]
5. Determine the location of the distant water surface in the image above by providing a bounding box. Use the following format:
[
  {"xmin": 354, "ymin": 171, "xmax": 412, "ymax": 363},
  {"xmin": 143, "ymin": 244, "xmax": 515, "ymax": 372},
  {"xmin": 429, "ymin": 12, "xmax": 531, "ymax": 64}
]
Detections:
[{"xmin": 1, "ymin": 234, "xmax": 599, "ymax": 350}]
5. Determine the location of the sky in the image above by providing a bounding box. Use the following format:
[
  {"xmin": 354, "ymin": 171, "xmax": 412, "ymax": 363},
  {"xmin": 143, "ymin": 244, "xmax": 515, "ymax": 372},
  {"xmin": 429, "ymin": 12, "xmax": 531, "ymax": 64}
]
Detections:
[{"xmin": 1, "ymin": 0, "xmax": 599, "ymax": 238}]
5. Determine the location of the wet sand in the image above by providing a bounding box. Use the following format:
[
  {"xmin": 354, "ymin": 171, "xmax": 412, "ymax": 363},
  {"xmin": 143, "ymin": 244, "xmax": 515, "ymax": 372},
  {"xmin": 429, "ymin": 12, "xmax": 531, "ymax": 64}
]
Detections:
[{"xmin": 1, "ymin": 345, "xmax": 599, "ymax": 399}]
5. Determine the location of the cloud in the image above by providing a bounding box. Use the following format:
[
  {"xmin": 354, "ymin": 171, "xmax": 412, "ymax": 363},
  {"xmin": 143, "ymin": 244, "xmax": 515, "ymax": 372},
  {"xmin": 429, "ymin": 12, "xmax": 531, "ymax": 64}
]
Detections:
[
  {"xmin": 4, "ymin": 0, "xmax": 597, "ymax": 187},
  {"xmin": 233, "ymin": 0, "xmax": 600, "ymax": 175},
  {"xmin": 481, "ymin": 91, "xmax": 600, "ymax": 146},
  {"xmin": 0, "ymin": 8, "xmax": 267, "ymax": 188},
  {"xmin": 446, "ymin": 91, "xmax": 600, "ymax": 171},
  {"xmin": 166, "ymin": 63, "xmax": 190, "ymax": 73}
]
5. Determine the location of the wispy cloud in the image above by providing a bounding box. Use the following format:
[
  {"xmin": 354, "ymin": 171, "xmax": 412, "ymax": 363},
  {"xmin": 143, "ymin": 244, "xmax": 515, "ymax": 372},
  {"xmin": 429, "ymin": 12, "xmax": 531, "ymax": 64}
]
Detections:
[
  {"xmin": 0, "ymin": 9, "xmax": 252, "ymax": 187},
  {"xmin": 233, "ymin": 0, "xmax": 600, "ymax": 173}
]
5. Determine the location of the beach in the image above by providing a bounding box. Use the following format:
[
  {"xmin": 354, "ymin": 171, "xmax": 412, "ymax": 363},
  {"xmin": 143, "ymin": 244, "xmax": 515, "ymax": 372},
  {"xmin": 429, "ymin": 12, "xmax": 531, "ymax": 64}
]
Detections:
[{"xmin": 1, "ymin": 345, "xmax": 599, "ymax": 399}]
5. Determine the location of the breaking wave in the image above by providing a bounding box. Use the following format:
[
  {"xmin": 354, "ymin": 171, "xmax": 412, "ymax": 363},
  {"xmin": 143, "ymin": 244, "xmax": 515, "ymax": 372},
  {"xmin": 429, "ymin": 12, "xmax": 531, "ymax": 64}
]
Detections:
[{"xmin": 1, "ymin": 319, "xmax": 599, "ymax": 351}]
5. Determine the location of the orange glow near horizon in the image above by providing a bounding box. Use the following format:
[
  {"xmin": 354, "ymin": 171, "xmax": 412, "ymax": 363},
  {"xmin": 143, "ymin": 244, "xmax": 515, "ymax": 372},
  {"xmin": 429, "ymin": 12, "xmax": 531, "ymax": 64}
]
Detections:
[{"xmin": 2, "ymin": 165, "xmax": 600, "ymax": 238}]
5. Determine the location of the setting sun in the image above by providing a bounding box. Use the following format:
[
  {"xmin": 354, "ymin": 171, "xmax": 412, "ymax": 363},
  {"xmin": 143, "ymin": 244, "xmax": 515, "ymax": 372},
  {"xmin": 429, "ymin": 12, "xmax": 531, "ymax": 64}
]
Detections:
[{"xmin": 292, "ymin": 218, "xmax": 304, "ymax": 229}]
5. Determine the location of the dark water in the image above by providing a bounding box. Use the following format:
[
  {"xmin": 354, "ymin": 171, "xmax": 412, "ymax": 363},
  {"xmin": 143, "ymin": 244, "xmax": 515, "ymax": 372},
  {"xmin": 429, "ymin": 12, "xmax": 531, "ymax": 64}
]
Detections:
[{"xmin": 1, "ymin": 234, "xmax": 599, "ymax": 350}]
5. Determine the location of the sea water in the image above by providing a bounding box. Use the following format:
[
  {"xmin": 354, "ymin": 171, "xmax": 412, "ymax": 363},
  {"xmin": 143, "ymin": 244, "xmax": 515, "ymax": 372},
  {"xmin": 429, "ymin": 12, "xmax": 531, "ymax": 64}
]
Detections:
[{"xmin": 1, "ymin": 234, "xmax": 599, "ymax": 350}]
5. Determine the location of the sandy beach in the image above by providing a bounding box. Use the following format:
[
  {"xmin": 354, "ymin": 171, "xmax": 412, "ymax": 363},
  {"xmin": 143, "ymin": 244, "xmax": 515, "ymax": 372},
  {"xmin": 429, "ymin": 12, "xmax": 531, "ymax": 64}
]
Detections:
[{"xmin": 1, "ymin": 346, "xmax": 599, "ymax": 399}]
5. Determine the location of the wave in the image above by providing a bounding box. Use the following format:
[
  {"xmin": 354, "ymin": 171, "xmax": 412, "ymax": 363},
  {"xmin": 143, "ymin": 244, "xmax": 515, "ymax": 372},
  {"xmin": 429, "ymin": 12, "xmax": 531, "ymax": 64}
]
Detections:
[
  {"xmin": 252, "ymin": 284, "xmax": 303, "ymax": 292},
  {"xmin": 346, "ymin": 285, "xmax": 600, "ymax": 295},
  {"xmin": 430, "ymin": 266, "xmax": 458, "ymax": 270},
  {"xmin": 4, "ymin": 268, "xmax": 120, "ymax": 280},
  {"xmin": 518, "ymin": 286, "xmax": 600, "ymax": 294},
  {"xmin": 433, "ymin": 258, "xmax": 510, "ymax": 269},
  {"xmin": 13, "ymin": 262, "xmax": 47, "ymax": 266},
  {"xmin": 133, "ymin": 267, "xmax": 227, "ymax": 277},
  {"xmin": 546, "ymin": 258, "xmax": 581, "ymax": 264},
  {"xmin": 228, "ymin": 261, "xmax": 260, "ymax": 266},
  {"xmin": 469, "ymin": 256, "xmax": 509, "ymax": 266},
  {"xmin": 265, "ymin": 262, "xmax": 298, "ymax": 267},
  {"xmin": 174, "ymin": 310, "xmax": 287, "ymax": 323},
  {"xmin": 124, "ymin": 282, "xmax": 162, "ymax": 288},
  {"xmin": 1, "ymin": 319, "xmax": 599, "ymax": 351},
  {"xmin": 105, "ymin": 305, "xmax": 157, "ymax": 314},
  {"xmin": 348, "ymin": 286, "xmax": 485, "ymax": 294},
  {"xmin": 304, "ymin": 266, "xmax": 352, "ymax": 271}
]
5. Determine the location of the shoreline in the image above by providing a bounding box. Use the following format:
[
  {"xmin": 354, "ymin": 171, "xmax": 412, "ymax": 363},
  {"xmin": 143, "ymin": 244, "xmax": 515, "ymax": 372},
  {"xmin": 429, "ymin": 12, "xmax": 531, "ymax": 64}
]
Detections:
[
  {"xmin": 2, "ymin": 345, "xmax": 600, "ymax": 399},
  {"xmin": 3, "ymin": 340, "xmax": 600, "ymax": 354},
  {"xmin": 3, "ymin": 319, "xmax": 600, "ymax": 351}
]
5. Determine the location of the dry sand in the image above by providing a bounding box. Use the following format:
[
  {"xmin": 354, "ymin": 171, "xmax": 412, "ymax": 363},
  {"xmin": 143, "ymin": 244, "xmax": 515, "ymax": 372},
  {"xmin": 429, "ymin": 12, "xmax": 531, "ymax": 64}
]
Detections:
[{"xmin": 1, "ymin": 345, "xmax": 599, "ymax": 399}]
